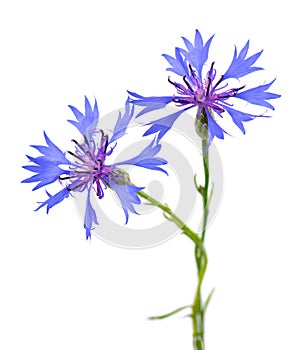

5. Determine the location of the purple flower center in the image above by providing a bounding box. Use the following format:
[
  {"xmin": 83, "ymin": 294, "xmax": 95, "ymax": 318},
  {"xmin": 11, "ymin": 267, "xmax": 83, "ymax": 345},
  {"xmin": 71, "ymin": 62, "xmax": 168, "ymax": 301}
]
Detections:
[
  {"xmin": 169, "ymin": 62, "xmax": 245, "ymax": 116},
  {"xmin": 59, "ymin": 131, "xmax": 121, "ymax": 198}
]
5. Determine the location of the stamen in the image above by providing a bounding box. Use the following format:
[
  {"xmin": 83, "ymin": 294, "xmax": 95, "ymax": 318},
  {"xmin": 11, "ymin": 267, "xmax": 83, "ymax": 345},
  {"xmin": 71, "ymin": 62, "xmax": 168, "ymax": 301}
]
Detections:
[
  {"xmin": 71, "ymin": 139, "xmax": 84, "ymax": 152},
  {"xmin": 83, "ymin": 135, "xmax": 89, "ymax": 147},
  {"xmin": 183, "ymin": 76, "xmax": 194, "ymax": 92},
  {"xmin": 212, "ymin": 105, "xmax": 225, "ymax": 113},
  {"xmin": 68, "ymin": 151, "xmax": 84, "ymax": 162},
  {"xmin": 59, "ymin": 175, "xmax": 73, "ymax": 180},
  {"xmin": 237, "ymin": 85, "xmax": 246, "ymax": 92},
  {"xmin": 97, "ymin": 129, "xmax": 104, "ymax": 143},
  {"xmin": 219, "ymin": 85, "xmax": 245, "ymax": 99},
  {"xmin": 168, "ymin": 76, "xmax": 175, "ymax": 86},
  {"xmin": 213, "ymin": 75, "xmax": 224, "ymax": 90},
  {"xmin": 97, "ymin": 129, "xmax": 109, "ymax": 154},
  {"xmin": 74, "ymin": 170, "xmax": 91, "ymax": 174},
  {"xmin": 100, "ymin": 177, "xmax": 109, "ymax": 188},
  {"xmin": 205, "ymin": 63, "xmax": 215, "ymax": 96},
  {"xmin": 69, "ymin": 183, "xmax": 84, "ymax": 192},
  {"xmin": 105, "ymin": 142, "xmax": 116, "ymax": 156},
  {"xmin": 102, "ymin": 135, "xmax": 109, "ymax": 154},
  {"xmin": 85, "ymin": 150, "xmax": 95, "ymax": 159},
  {"xmin": 206, "ymin": 78, "xmax": 211, "ymax": 96}
]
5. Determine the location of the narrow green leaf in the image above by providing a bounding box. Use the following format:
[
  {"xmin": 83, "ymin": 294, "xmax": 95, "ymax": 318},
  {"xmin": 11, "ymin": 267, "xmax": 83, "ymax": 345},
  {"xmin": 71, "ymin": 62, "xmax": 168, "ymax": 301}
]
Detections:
[
  {"xmin": 148, "ymin": 305, "xmax": 191, "ymax": 320},
  {"xmin": 163, "ymin": 211, "xmax": 174, "ymax": 222},
  {"xmin": 207, "ymin": 185, "xmax": 214, "ymax": 205},
  {"xmin": 203, "ymin": 288, "xmax": 215, "ymax": 313},
  {"xmin": 194, "ymin": 174, "xmax": 204, "ymax": 195}
]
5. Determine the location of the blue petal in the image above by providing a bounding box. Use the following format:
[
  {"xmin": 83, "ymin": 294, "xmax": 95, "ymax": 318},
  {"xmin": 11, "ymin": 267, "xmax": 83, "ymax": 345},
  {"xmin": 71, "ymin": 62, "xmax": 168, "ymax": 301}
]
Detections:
[
  {"xmin": 180, "ymin": 29, "xmax": 214, "ymax": 78},
  {"xmin": 22, "ymin": 163, "xmax": 66, "ymax": 190},
  {"xmin": 128, "ymin": 91, "xmax": 172, "ymax": 118},
  {"xmin": 205, "ymin": 109, "xmax": 228, "ymax": 146},
  {"xmin": 31, "ymin": 132, "xmax": 70, "ymax": 165},
  {"xmin": 23, "ymin": 155, "xmax": 70, "ymax": 172},
  {"xmin": 114, "ymin": 138, "xmax": 168, "ymax": 175},
  {"xmin": 25, "ymin": 155, "xmax": 64, "ymax": 168},
  {"xmin": 162, "ymin": 47, "xmax": 189, "ymax": 77},
  {"xmin": 133, "ymin": 158, "xmax": 168, "ymax": 174},
  {"xmin": 22, "ymin": 133, "xmax": 71, "ymax": 190},
  {"xmin": 223, "ymin": 41, "xmax": 263, "ymax": 80},
  {"xmin": 224, "ymin": 106, "xmax": 256, "ymax": 134},
  {"xmin": 236, "ymin": 79, "xmax": 281, "ymax": 109},
  {"xmin": 109, "ymin": 99, "xmax": 135, "ymax": 144},
  {"xmin": 84, "ymin": 188, "xmax": 99, "ymax": 240},
  {"xmin": 110, "ymin": 182, "xmax": 144, "ymax": 224},
  {"xmin": 67, "ymin": 96, "xmax": 99, "ymax": 140},
  {"xmin": 143, "ymin": 107, "xmax": 191, "ymax": 141},
  {"xmin": 35, "ymin": 188, "xmax": 70, "ymax": 213}
]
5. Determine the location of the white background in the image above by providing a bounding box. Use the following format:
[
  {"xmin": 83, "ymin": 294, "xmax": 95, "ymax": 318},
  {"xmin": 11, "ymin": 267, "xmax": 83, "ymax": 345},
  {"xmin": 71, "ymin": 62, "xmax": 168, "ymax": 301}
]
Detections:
[{"xmin": 1, "ymin": 0, "xmax": 295, "ymax": 349}]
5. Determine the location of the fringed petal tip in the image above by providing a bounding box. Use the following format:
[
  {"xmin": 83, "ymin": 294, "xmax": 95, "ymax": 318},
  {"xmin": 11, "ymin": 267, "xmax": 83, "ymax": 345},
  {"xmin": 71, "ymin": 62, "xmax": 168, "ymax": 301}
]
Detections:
[{"xmin": 67, "ymin": 97, "xmax": 99, "ymax": 140}]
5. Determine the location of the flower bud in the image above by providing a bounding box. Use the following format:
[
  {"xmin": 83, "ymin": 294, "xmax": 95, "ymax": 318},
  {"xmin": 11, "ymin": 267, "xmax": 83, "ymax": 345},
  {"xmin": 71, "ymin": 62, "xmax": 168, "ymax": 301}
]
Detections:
[{"xmin": 195, "ymin": 118, "xmax": 208, "ymax": 140}]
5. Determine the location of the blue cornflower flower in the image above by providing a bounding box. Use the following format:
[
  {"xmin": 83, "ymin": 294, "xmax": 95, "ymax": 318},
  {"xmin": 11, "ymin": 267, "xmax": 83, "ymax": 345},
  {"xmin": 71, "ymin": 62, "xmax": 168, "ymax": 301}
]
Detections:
[
  {"xmin": 22, "ymin": 97, "xmax": 167, "ymax": 239},
  {"xmin": 128, "ymin": 29, "xmax": 280, "ymax": 145}
]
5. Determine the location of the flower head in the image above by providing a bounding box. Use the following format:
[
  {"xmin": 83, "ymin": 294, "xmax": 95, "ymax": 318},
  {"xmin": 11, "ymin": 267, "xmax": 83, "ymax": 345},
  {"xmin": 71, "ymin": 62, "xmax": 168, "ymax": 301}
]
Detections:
[
  {"xmin": 22, "ymin": 97, "xmax": 167, "ymax": 239},
  {"xmin": 128, "ymin": 29, "xmax": 280, "ymax": 145}
]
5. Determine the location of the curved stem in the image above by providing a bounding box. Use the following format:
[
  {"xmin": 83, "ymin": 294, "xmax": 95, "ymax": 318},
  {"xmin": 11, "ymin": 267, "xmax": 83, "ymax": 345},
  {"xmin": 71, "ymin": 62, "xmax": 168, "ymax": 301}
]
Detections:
[
  {"xmin": 137, "ymin": 144, "xmax": 212, "ymax": 350},
  {"xmin": 137, "ymin": 190, "xmax": 202, "ymax": 247}
]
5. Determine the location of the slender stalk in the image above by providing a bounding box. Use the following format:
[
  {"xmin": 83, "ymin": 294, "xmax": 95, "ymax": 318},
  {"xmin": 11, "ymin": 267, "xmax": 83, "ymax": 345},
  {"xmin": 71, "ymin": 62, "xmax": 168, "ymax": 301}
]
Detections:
[
  {"xmin": 137, "ymin": 129, "xmax": 212, "ymax": 350},
  {"xmin": 192, "ymin": 248, "xmax": 208, "ymax": 350},
  {"xmin": 201, "ymin": 138, "xmax": 210, "ymax": 242},
  {"xmin": 191, "ymin": 133, "xmax": 211, "ymax": 349},
  {"xmin": 137, "ymin": 189, "xmax": 208, "ymax": 350},
  {"xmin": 137, "ymin": 190, "xmax": 202, "ymax": 246}
]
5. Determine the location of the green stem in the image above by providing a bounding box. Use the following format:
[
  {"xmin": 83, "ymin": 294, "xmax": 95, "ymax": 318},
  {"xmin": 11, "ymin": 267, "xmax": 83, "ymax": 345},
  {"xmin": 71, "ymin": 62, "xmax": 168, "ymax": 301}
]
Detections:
[
  {"xmin": 201, "ymin": 138, "xmax": 210, "ymax": 242},
  {"xmin": 133, "ymin": 109, "xmax": 214, "ymax": 350},
  {"xmin": 192, "ymin": 248, "xmax": 208, "ymax": 350},
  {"xmin": 137, "ymin": 139, "xmax": 212, "ymax": 350},
  {"xmin": 137, "ymin": 190, "xmax": 202, "ymax": 247},
  {"xmin": 137, "ymin": 189, "xmax": 208, "ymax": 350},
  {"xmin": 192, "ymin": 119, "xmax": 211, "ymax": 349},
  {"xmin": 192, "ymin": 137, "xmax": 210, "ymax": 349}
]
